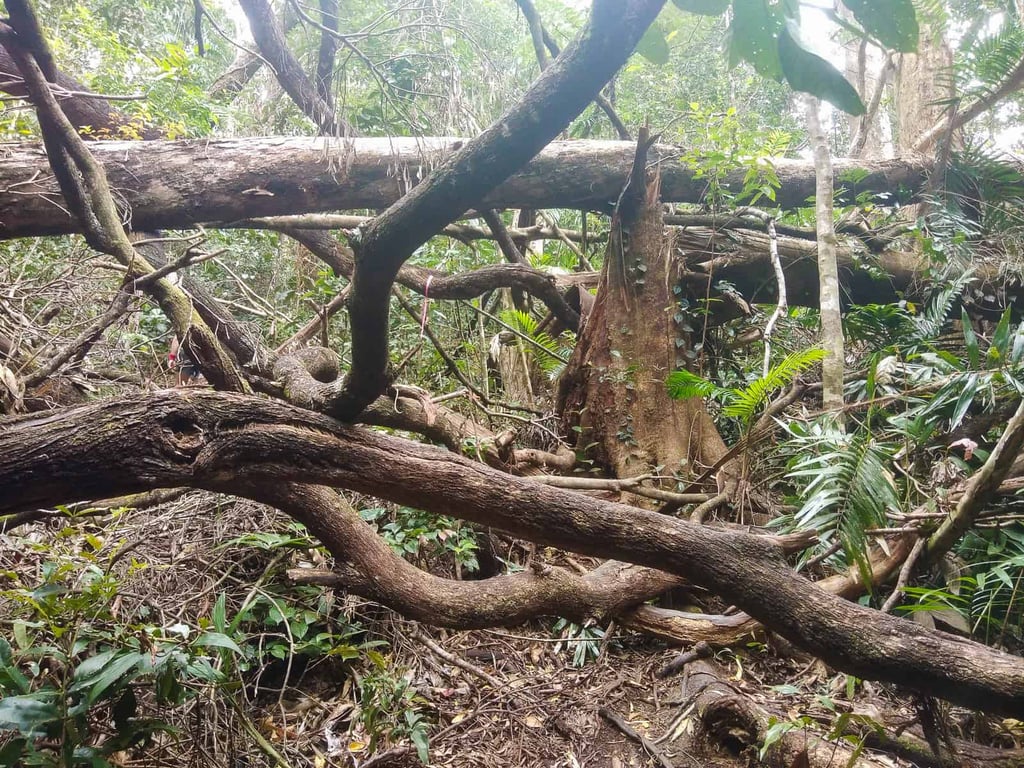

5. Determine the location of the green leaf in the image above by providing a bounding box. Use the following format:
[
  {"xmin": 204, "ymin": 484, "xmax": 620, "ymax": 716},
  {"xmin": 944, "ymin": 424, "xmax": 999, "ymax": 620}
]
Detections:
[
  {"xmin": 961, "ymin": 309, "xmax": 979, "ymax": 370},
  {"xmin": 72, "ymin": 649, "xmax": 120, "ymax": 681},
  {"xmin": 12, "ymin": 623, "xmax": 30, "ymax": 654},
  {"xmin": 723, "ymin": 348, "xmax": 826, "ymax": 422},
  {"xmin": 778, "ymin": 22, "xmax": 865, "ymax": 115},
  {"xmin": 989, "ymin": 308, "xmax": 1012, "ymax": 364},
  {"xmin": 212, "ymin": 592, "xmax": 227, "ymax": 634},
  {"xmin": 73, "ymin": 651, "xmax": 145, "ymax": 705},
  {"xmin": 411, "ymin": 727, "xmax": 430, "ymax": 764},
  {"xmin": 635, "ymin": 24, "xmax": 670, "ymax": 66},
  {"xmin": 671, "ymin": 0, "xmax": 729, "ymax": 14},
  {"xmin": 193, "ymin": 631, "xmax": 244, "ymax": 655},
  {"xmin": 728, "ymin": 0, "xmax": 783, "ymax": 79},
  {"xmin": 841, "ymin": 0, "xmax": 918, "ymax": 53},
  {"xmin": 665, "ymin": 369, "xmax": 720, "ymax": 400},
  {"xmin": 0, "ymin": 695, "xmax": 60, "ymax": 735},
  {"xmin": 949, "ymin": 373, "xmax": 978, "ymax": 429}
]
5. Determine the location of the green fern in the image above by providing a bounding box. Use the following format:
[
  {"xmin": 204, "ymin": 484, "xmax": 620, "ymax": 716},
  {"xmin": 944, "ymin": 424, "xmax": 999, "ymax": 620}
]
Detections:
[
  {"xmin": 912, "ymin": 269, "xmax": 974, "ymax": 340},
  {"xmin": 665, "ymin": 368, "xmax": 725, "ymax": 400},
  {"xmin": 722, "ymin": 348, "xmax": 826, "ymax": 422},
  {"xmin": 498, "ymin": 308, "xmax": 570, "ymax": 378},
  {"xmin": 666, "ymin": 347, "xmax": 825, "ymax": 425},
  {"xmin": 787, "ymin": 426, "xmax": 900, "ymax": 588}
]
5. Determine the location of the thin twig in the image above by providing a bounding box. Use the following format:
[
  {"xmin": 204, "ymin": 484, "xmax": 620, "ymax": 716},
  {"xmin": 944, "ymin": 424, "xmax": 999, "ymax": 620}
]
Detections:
[{"xmin": 881, "ymin": 536, "xmax": 927, "ymax": 614}]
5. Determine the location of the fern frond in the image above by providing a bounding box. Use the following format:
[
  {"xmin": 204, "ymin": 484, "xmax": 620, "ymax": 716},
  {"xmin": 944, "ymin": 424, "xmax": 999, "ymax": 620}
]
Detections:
[
  {"xmin": 501, "ymin": 308, "xmax": 539, "ymax": 337},
  {"xmin": 788, "ymin": 428, "xmax": 899, "ymax": 587},
  {"xmin": 722, "ymin": 348, "xmax": 826, "ymax": 422},
  {"xmin": 497, "ymin": 308, "xmax": 570, "ymax": 378},
  {"xmin": 665, "ymin": 369, "xmax": 722, "ymax": 400},
  {"xmin": 913, "ymin": 270, "xmax": 974, "ymax": 340}
]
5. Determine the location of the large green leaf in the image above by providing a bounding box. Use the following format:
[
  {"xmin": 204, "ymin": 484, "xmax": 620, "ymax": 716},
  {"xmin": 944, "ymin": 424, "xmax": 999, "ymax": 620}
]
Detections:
[
  {"xmin": 778, "ymin": 22, "xmax": 865, "ymax": 115},
  {"xmin": 671, "ymin": 0, "xmax": 730, "ymax": 15},
  {"xmin": 636, "ymin": 24, "xmax": 671, "ymax": 65},
  {"xmin": 193, "ymin": 631, "xmax": 244, "ymax": 655},
  {"xmin": 728, "ymin": 0, "xmax": 783, "ymax": 79},
  {"xmin": 71, "ymin": 651, "xmax": 146, "ymax": 705},
  {"xmin": 0, "ymin": 694, "xmax": 59, "ymax": 735},
  {"xmin": 841, "ymin": 0, "xmax": 919, "ymax": 53}
]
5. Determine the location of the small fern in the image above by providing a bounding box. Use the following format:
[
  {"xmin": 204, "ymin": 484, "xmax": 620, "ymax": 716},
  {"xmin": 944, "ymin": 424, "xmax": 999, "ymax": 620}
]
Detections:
[
  {"xmin": 666, "ymin": 347, "xmax": 825, "ymax": 425},
  {"xmin": 723, "ymin": 348, "xmax": 826, "ymax": 422},
  {"xmin": 912, "ymin": 269, "xmax": 974, "ymax": 341},
  {"xmin": 665, "ymin": 368, "xmax": 724, "ymax": 400},
  {"xmin": 498, "ymin": 308, "xmax": 571, "ymax": 378}
]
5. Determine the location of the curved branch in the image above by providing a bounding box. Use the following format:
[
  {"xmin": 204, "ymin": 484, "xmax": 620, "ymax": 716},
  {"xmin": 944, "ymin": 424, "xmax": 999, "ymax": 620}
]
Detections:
[
  {"xmin": 283, "ymin": 228, "xmax": 580, "ymax": 329},
  {"xmin": 330, "ymin": 0, "xmax": 666, "ymax": 420},
  {"xmin": 277, "ymin": 484, "xmax": 681, "ymax": 628},
  {"xmin": 2, "ymin": 390, "xmax": 1024, "ymax": 715}
]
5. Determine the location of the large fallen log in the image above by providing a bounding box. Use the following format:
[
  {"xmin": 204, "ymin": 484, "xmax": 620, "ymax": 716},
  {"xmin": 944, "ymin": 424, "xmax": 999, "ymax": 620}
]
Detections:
[{"xmin": 0, "ymin": 138, "xmax": 930, "ymax": 239}]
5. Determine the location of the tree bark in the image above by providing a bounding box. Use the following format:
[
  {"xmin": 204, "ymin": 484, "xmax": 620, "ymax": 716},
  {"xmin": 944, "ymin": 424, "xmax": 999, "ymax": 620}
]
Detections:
[
  {"xmin": 2, "ymin": 389, "xmax": 1023, "ymax": 716},
  {"xmin": 0, "ymin": 138, "xmax": 932, "ymax": 240},
  {"xmin": 896, "ymin": 22, "xmax": 955, "ymax": 155},
  {"xmin": 558, "ymin": 138, "xmax": 729, "ymax": 485},
  {"xmin": 806, "ymin": 98, "xmax": 845, "ymax": 418}
]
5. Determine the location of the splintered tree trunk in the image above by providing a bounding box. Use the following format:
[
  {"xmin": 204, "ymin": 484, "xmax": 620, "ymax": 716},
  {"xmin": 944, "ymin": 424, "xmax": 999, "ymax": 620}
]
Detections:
[{"xmin": 558, "ymin": 143, "xmax": 728, "ymax": 484}]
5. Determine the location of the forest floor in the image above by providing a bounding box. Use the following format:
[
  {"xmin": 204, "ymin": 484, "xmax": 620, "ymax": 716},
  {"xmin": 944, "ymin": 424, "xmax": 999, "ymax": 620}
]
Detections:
[{"xmin": 2, "ymin": 491, "xmax": 1005, "ymax": 768}]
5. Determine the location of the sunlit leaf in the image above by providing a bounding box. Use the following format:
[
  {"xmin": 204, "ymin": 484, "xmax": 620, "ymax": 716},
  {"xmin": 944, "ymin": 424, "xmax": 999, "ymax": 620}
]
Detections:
[
  {"xmin": 728, "ymin": 0, "xmax": 783, "ymax": 79},
  {"xmin": 636, "ymin": 24, "xmax": 670, "ymax": 66},
  {"xmin": 842, "ymin": 0, "xmax": 919, "ymax": 52},
  {"xmin": 778, "ymin": 22, "xmax": 865, "ymax": 115}
]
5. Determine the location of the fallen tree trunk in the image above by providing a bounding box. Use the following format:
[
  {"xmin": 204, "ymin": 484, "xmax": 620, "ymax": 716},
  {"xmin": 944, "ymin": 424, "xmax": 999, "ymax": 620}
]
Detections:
[
  {"xmin": 2, "ymin": 390, "xmax": 1023, "ymax": 715},
  {"xmin": 681, "ymin": 660, "xmax": 894, "ymax": 768},
  {"xmin": 0, "ymin": 138, "xmax": 930, "ymax": 239},
  {"xmin": 676, "ymin": 226, "xmax": 1024, "ymax": 312}
]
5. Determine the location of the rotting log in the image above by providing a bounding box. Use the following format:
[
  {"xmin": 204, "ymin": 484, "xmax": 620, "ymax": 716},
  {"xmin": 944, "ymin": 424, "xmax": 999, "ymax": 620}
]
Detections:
[{"xmin": 0, "ymin": 138, "xmax": 930, "ymax": 240}]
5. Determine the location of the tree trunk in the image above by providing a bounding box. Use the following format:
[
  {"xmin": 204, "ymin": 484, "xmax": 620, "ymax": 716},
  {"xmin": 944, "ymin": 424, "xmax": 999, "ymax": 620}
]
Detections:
[
  {"xmin": 2, "ymin": 390, "xmax": 1024, "ymax": 715},
  {"xmin": 806, "ymin": 98, "xmax": 845, "ymax": 419},
  {"xmin": 0, "ymin": 138, "xmax": 932, "ymax": 239},
  {"xmin": 558, "ymin": 143, "xmax": 728, "ymax": 485},
  {"xmin": 896, "ymin": 23, "xmax": 955, "ymax": 154}
]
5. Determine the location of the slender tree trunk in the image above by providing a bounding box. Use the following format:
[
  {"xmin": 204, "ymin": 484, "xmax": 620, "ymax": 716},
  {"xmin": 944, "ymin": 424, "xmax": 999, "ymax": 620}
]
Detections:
[{"xmin": 806, "ymin": 97, "xmax": 844, "ymax": 420}]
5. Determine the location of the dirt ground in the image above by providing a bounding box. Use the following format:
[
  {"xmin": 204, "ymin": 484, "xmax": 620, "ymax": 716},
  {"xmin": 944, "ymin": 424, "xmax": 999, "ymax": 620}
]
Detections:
[{"xmin": 2, "ymin": 491, "xmax": 1003, "ymax": 768}]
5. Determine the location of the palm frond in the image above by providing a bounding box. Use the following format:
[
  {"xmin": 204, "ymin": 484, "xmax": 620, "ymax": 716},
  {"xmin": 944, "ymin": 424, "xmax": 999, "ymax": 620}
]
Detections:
[
  {"xmin": 788, "ymin": 427, "xmax": 900, "ymax": 587},
  {"xmin": 960, "ymin": 23, "xmax": 1024, "ymax": 97}
]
